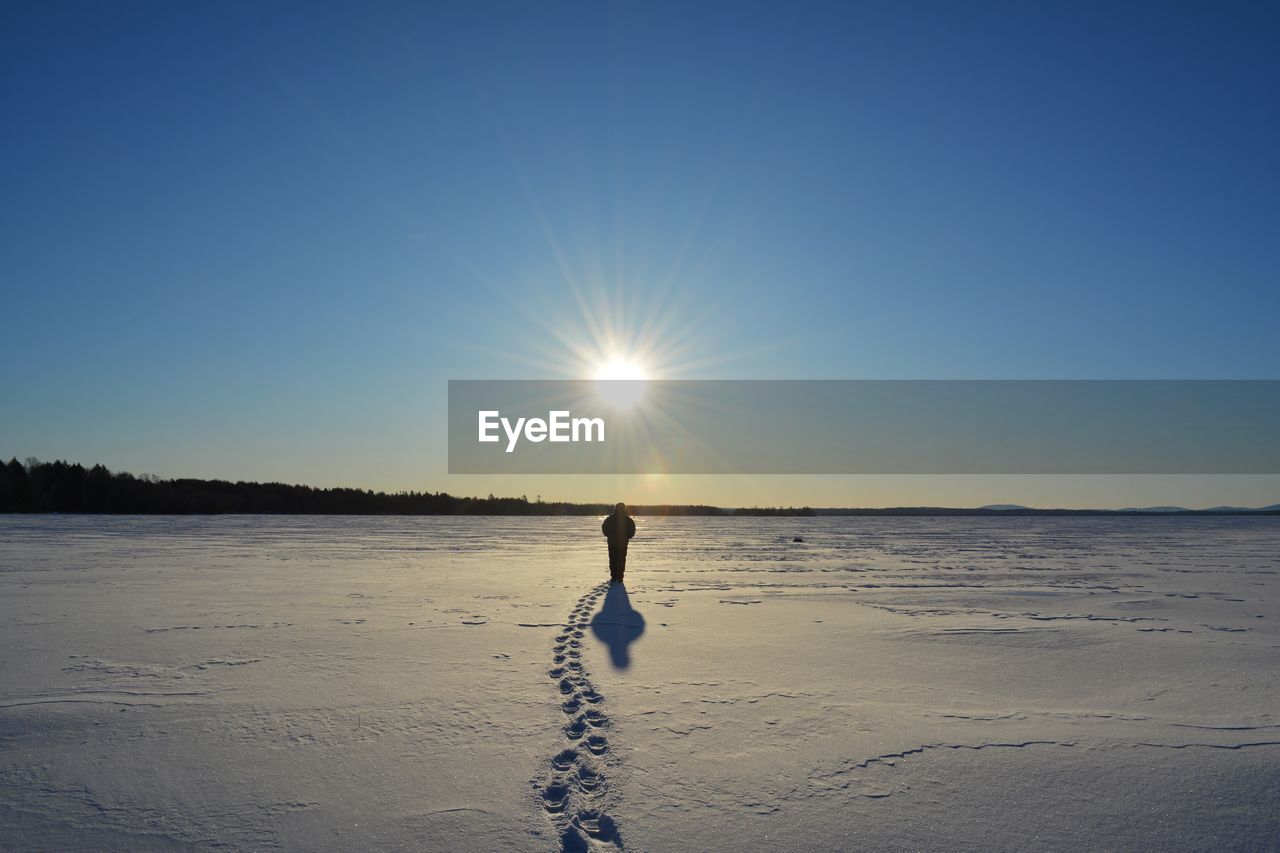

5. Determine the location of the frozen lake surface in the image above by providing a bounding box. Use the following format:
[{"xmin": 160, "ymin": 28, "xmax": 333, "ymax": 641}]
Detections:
[{"xmin": 1, "ymin": 515, "xmax": 1278, "ymax": 851}]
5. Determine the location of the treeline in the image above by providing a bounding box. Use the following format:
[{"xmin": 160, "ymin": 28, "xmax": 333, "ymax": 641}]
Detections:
[{"xmin": 0, "ymin": 459, "xmax": 816, "ymax": 516}]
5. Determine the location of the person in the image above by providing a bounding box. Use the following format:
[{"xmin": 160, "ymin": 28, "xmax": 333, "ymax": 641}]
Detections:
[{"xmin": 601, "ymin": 502, "xmax": 636, "ymax": 583}]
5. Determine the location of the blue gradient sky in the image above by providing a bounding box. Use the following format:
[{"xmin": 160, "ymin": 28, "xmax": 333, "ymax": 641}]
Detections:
[{"xmin": 3, "ymin": 2, "xmax": 1278, "ymax": 506}]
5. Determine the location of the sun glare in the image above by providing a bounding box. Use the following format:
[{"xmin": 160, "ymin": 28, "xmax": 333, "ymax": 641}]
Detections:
[
  {"xmin": 595, "ymin": 358, "xmax": 648, "ymax": 381},
  {"xmin": 594, "ymin": 357, "xmax": 648, "ymax": 408}
]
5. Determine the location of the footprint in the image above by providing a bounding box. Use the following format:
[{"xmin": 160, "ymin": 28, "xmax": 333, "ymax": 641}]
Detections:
[
  {"xmin": 576, "ymin": 810, "xmax": 620, "ymax": 842},
  {"xmin": 543, "ymin": 783, "xmax": 570, "ymax": 814},
  {"xmin": 551, "ymin": 749, "xmax": 579, "ymax": 771},
  {"xmin": 560, "ymin": 826, "xmax": 589, "ymax": 852},
  {"xmin": 573, "ymin": 765, "xmax": 603, "ymax": 793}
]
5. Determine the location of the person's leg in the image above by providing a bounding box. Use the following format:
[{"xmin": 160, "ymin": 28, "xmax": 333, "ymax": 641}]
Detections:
[
  {"xmin": 617, "ymin": 546, "xmax": 627, "ymax": 583},
  {"xmin": 608, "ymin": 544, "xmax": 620, "ymax": 581}
]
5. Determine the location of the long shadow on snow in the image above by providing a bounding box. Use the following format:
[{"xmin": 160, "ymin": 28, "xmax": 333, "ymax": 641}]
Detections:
[{"xmin": 590, "ymin": 583, "xmax": 646, "ymax": 670}]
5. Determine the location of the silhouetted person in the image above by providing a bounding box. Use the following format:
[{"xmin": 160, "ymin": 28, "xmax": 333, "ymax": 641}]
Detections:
[{"xmin": 601, "ymin": 502, "xmax": 636, "ymax": 583}]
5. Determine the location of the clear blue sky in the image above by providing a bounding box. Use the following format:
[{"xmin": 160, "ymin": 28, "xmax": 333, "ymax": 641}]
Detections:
[{"xmin": 3, "ymin": 1, "xmax": 1278, "ymax": 506}]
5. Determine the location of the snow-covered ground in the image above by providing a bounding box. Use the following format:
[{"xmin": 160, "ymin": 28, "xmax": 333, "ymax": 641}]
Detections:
[{"xmin": 1, "ymin": 515, "xmax": 1277, "ymax": 851}]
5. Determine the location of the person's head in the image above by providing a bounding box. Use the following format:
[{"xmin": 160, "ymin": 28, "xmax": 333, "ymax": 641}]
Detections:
[{"xmin": 615, "ymin": 502, "xmax": 627, "ymax": 515}]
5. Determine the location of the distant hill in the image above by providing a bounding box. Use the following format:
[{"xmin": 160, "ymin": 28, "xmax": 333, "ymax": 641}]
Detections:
[
  {"xmin": 824, "ymin": 501, "xmax": 1280, "ymax": 516},
  {"xmin": 1119, "ymin": 505, "xmax": 1279, "ymax": 513}
]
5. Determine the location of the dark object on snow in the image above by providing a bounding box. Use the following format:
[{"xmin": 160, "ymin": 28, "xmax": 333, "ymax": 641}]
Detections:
[
  {"xmin": 601, "ymin": 503, "xmax": 636, "ymax": 583},
  {"xmin": 793, "ymin": 536, "xmax": 804, "ymax": 543}
]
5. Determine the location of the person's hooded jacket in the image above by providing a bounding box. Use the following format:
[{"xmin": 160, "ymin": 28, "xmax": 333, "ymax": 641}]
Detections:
[{"xmin": 601, "ymin": 511, "xmax": 636, "ymax": 549}]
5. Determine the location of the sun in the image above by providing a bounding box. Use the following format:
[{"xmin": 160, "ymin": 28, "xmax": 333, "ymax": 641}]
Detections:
[
  {"xmin": 593, "ymin": 357, "xmax": 648, "ymax": 408},
  {"xmin": 594, "ymin": 358, "xmax": 648, "ymax": 381}
]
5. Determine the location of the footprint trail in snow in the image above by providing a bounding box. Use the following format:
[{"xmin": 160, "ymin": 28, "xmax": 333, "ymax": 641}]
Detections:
[{"xmin": 537, "ymin": 581, "xmax": 623, "ymax": 851}]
